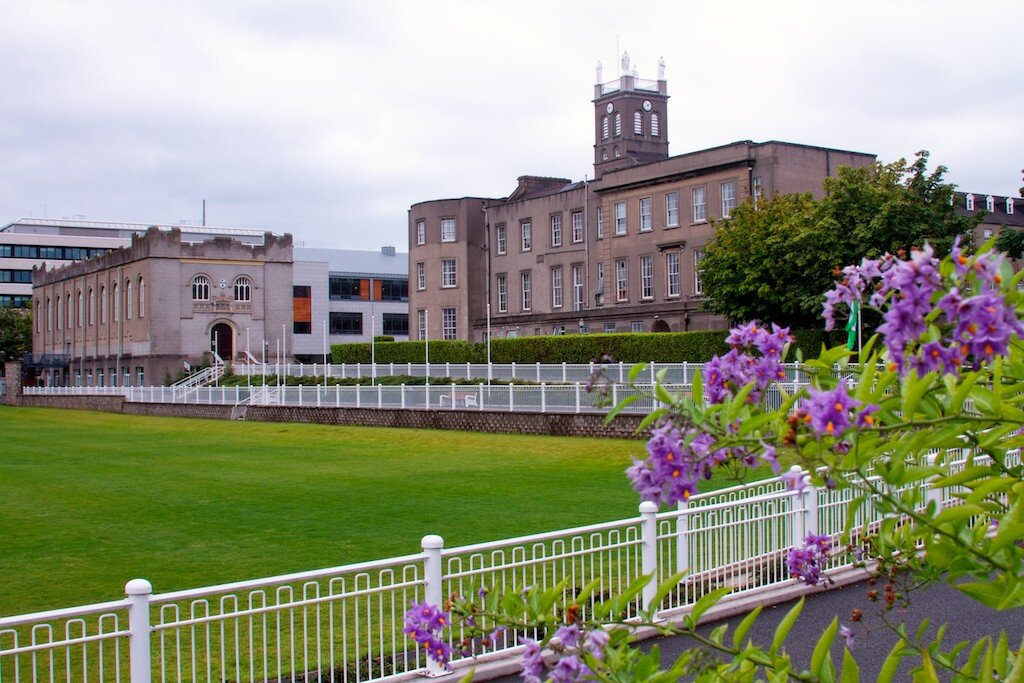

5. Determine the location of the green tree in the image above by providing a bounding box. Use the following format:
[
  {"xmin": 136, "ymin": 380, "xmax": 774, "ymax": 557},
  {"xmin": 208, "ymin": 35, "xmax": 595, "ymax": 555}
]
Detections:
[
  {"xmin": 701, "ymin": 151, "xmax": 979, "ymax": 327},
  {"xmin": 996, "ymin": 227, "xmax": 1024, "ymax": 260},
  {"xmin": 0, "ymin": 305, "xmax": 32, "ymax": 363}
]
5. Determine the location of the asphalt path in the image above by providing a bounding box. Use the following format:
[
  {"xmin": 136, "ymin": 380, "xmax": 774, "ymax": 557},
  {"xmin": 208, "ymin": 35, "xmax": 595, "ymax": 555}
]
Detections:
[{"xmin": 487, "ymin": 579, "xmax": 1023, "ymax": 681}]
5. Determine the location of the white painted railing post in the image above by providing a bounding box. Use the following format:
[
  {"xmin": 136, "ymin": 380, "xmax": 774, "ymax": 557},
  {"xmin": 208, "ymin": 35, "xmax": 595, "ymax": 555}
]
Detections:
[
  {"xmin": 535, "ymin": 362, "xmax": 541, "ymax": 382},
  {"xmin": 449, "ymin": 383, "xmax": 456, "ymax": 409},
  {"xmin": 649, "ymin": 363, "xmax": 656, "ymax": 387},
  {"xmin": 508, "ymin": 382, "xmax": 514, "ymax": 412},
  {"xmin": 356, "ymin": 384, "xmax": 361, "ymax": 408},
  {"xmin": 478, "ymin": 383, "xmax": 484, "ymax": 411},
  {"xmin": 924, "ymin": 451, "xmax": 943, "ymax": 511},
  {"xmin": 640, "ymin": 501, "xmax": 659, "ymax": 612},
  {"xmin": 574, "ymin": 382, "xmax": 581, "ymax": 414},
  {"xmin": 511, "ymin": 362, "xmax": 516, "ymax": 380},
  {"xmin": 618, "ymin": 362, "xmax": 625, "ymax": 383},
  {"xmin": 612, "ymin": 383, "xmax": 619, "ymax": 406},
  {"xmin": 561, "ymin": 362, "xmax": 567, "ymax": 383},
  {"xmin": 335, "ymin": 384, "xmax": 340, "ymax": 407},
  {"xmin": 540, "ymin": 383, "xmax": 546, "ymax": 413},
  {"xmin": 401, "ymin": 383, "xmax": 406, "ymax": 409},
  {"xmin": 421, "ymin": 534, "xmax": 447, "ymax": 677},
  {"xmin": 790, "ymin": 466, "xmax": 808, "ymax": 546},
  {"xmin": 803, "ymin": 473, "xmax": 818, "ymax": 538},
  {"xmin": 126, "ymin": 578, "xmax": 152, "ymax": 683},
  {"xmin": 676, "ymin": 498, "xmax": 690, "ymax": 574}
]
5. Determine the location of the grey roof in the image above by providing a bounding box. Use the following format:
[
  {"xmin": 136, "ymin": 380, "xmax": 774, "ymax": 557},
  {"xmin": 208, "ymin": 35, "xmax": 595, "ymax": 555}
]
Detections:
[
  {"xmin": 295, "ymin": 246, "xmax": 408, "ymax": 277},
  {"xmin": 1, "ymin": 217, "xmax": 274, "ymax": 238}
]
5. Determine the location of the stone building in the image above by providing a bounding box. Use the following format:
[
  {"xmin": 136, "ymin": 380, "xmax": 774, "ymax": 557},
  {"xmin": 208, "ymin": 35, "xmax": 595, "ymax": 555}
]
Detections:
[
  {"xmin": 30, "ymin": 227, "xmax": 293, "ymax": 386},
  {"xmin": 408, "ymin": 58, "xmax": 877, "ymax": 341}
]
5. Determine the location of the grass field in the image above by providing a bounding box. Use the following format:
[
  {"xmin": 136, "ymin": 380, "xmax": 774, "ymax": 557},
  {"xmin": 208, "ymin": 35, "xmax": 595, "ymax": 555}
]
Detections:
[{"xmin": 0, "ymin": 406, "xmax": 756, "ymax": 617}]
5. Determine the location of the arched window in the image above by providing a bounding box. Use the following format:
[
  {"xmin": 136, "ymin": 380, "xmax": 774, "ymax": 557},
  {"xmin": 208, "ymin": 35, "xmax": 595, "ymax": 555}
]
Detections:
[
  {"xmin": 614, "ymin": 146, "xmax": 621, "ymax": 158},
  {"xmin": 634, "ymin": 110, "xmax": 643, "ymax": 135},
  {"xmin": 138, "ymin": 277, "xmax": 145, "ymax": 318},
  {"xmin": 100, "ymin": 286, "xmax": 106, "ymax": 323},
  {"xmin": 126, "ymin": 279, "xmax": 133, "ymax": 320},
  {"xmin": 88, "ymin": 288, "xmax": 94, "ymax": 325},
  {"xmin": 77, "ymin": 290, "xmax": 83, "ymax": 327},
  {"xmin": 651, "ymin": 113, "xmax": 660, "ymax": 137},
  {"xmin": 56, "ymin": 295, "xmax": 62, "ymax": 330},
  {"xmin": 36, "ymin": 298, "xmax": 41, "ymax": 332},
  {"xmin": 601, "ymin": 116, "xmax": 609, "ymax": 140},
  {"xmin": 66, "ymin": 292, "xmax": 72, "ymax": 328},
  {"xmin": 601, "ymin": 148, "xmax": 609, "ymax": 161},
  {"xmin": 192, "ymin": 275, "xmax": 210, "ymax": 301},
  {"xmin": 112, "ymin": 283, "xmax": 119, "ymax": 322},
  {"xmin": 614, "ymin": 112, "xmax": 621, "ymax": 136},
  {"xmin": 46, "ymin": 298, "xmax": 51, "ymax": 331},
  {"xmin": 233, "ymin": 276, "xmax": 252, "ymax": 302}
]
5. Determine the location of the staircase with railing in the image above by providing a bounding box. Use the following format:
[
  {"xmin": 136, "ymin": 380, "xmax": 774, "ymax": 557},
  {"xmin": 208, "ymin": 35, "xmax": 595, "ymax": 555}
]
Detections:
[{"xmin": 170, "ymin": 360, "xmax": 225, "ymax": 401}]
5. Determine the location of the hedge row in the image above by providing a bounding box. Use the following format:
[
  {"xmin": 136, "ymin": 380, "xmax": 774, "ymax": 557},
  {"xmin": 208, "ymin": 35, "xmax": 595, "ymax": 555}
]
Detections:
[{"xmin": 330, "ymin": 329, "xmax": 846, "ymax": 365}]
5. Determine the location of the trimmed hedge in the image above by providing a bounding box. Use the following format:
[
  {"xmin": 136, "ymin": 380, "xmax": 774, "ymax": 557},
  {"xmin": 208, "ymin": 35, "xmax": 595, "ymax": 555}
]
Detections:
[{"xmin": 330, "ymin": 329, "xmax": 845, "ymax": 365}]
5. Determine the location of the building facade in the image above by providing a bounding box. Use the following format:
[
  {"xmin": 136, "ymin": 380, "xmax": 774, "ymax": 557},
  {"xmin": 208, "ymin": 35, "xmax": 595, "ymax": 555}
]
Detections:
[
  {"xmin": 30, "ymin": 228, "xmax": 293, "ymax": 386},
  {"xmin": 408, "ymin": 61, "xmax": 878, "ymax": 341}
]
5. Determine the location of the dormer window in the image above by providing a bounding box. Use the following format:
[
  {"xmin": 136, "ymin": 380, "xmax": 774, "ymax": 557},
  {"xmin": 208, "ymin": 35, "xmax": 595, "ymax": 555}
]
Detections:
[
  {"xmin": 986, "ymin": 195, "xmax": 995, "ymax": 212},
  {"xmin": 1008, "ymin": 198, "xmax": 1015, "ymax": 215},
  {"xmin": 966, "ymin": 194, "xmax": 975, "ymax": 211},
  {"xmin": 634, "ymin": 110, "xmax": 642, "ymax": 135},
  {"xmin": 651, "ymin": 113, "xmax": 660, "ymax": 137}
]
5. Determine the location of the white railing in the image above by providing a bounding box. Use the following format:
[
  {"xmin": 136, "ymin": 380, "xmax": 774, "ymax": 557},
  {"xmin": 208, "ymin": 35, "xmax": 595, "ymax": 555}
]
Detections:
[
  {"xmin": 23, "ymin": 385, "xmax": 128, "ymax": 396},
  {"xmin": 3, "ymin": 450, "xmax": 1010, "ymax": 683}
]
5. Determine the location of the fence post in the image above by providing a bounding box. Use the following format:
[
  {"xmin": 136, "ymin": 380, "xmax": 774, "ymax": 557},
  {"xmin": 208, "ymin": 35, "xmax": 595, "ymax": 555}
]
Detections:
[
  {"xmin": 235, "ymin": 386, "xmax": 240, "ymax": 404},
  {"xmin": 561, "ymin": 362, "xmax": 567, "ymax": 383},
  {"xmin": 676, "ymin": 498, "xmax": 690, "ymax": 575},
  {"xmin": 317, "ymin": 385, "xmax": 321, "ymax": 407},
  {"xmin": 126, "ymin": 578, "xmax": 152, "ymax": 683},
  {"xmin": 536, "ymin": 362, "xmax": 541, "ymax": 383},
  {"xmin": 540, "ymin": 383, "xmax": 546, "ymax": 413},
  {"xmin": 378, "ymin": 383, "xmax": 383, "ymax": 408},
  {"xmin": 612, "ymin": 383, "xmax": 619, "ymax": 407},
  {"xmin": 356, "ymin": 384, "xmax": 361, "ymax": 409},
  {"xmin": 574, "ymin": 383, "xmax": 581, "ymax": 414},
  {"xmin": 511, "ymin": 362, "xmax": 516, "ymax": 380},
  {"xmin": 790, "ymin": 466, "xmax": 808, "ymax": 546},
  {"xmin": 509, "ymin": 382, "xmax": 514, "ymax": 413},
  {"xmin": 401, "ymin": 384, "xmax": 406, "ymax": 409},
  {"xmin": 478, "ymin": 383, "xmax": 484, "ymax": 411},
  {"xmin": 298, "ymin": 387, "xmax": 303, "ymax": 407},
  {"xmin": 803, "ymin": 473, "xmax": 818, "ymax": 538},
  {"xmin": 421, "ymin": 534, "xmax": 447, "ymax": 677},
  {"xmin": 649, "ymin": 362, "xmax": 656, "ymax": 387},
  {"xmin": 335, "ymin": 383, "xmax": 340, "ymax": 407},
  {"xmin": 640, "ymin": 501, "xmax": 659, "ymax": 613},
  {"xmin": 619, "ymin": 362, "xmax": 625, "ymax": 383},
  {"xmin": 924, "ymin": 451, "xmax": 943, "ymax": 511}
]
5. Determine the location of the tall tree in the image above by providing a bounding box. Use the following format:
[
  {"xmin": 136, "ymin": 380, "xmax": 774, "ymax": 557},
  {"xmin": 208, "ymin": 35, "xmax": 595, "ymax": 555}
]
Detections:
[
  {"xmin": 700, "ymin": 152, "xmax": 979, "ymax": 327},
  {"xmin": 0, "ymin": 305, "xmax": 32, "ymax": 363}
]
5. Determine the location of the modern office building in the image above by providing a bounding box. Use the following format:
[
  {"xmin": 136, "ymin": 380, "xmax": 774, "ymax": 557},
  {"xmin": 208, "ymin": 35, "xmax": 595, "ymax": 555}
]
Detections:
[{"xmin": 407, "ymin": 59, "xmax": 880, "ymax": 341}]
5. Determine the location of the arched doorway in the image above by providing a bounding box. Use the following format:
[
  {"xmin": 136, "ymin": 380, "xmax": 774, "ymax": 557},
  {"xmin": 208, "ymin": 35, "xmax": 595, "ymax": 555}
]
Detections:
[
  {"xmin": 210, "ymin": 323, "xmax": 234, "ymax": 360},
  {"xmin": 651, "ymin": 319, "xmax": 670, "ymax": 333}
]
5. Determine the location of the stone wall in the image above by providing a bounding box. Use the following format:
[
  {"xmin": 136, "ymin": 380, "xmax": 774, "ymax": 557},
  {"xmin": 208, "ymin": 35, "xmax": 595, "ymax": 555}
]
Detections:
[{"xmin": 17, "ymin": 394, "xmax": 126, "ymax": 412}]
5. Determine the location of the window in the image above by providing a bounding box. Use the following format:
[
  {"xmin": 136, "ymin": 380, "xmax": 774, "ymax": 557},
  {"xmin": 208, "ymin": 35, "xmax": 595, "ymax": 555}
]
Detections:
[
  {"xmin": 966, "ymin": 194, "xmax": 975, "ymax": 211},
  {"xmin": 639, "ymin": 197, "xmax": 652, "ymax": 231},
  {"xmin": 234, "ymin": 276, "xmax": 251, "ymax": 302},
  {"xmin": 634, "ymin": 110, "xmax": 643, "ymax": 135},
  {"xmin": 521, "ymin": 221, "xmax": 532, "ymax": 251},
  {"xmin": 596, "ymin": 262, "xmax": 605, "ymax": 307},
  {"xmin": 112, "ymin": 284, "xmax": 119, "ymax": 322},
  {"xmin": 138, "ymin": 277, "xmax": 145, "ymax": 318},
  {"xmin": 442, "ymin": 308, "xmax": 457, "ymax": 340},
  {"xmin": 294, "ymin": 321, "xmax": 311, "ymax": 334},
  {"xmin": 416, "ymin": 219, "xmax": 426, "ymax": 246},
  {"xmin": 97, "ymin": 369, "xmax": 104, "ymax": 387},
  {"xmin": 722, "ymin": 181, "xmax": 736, "ymax": 218},
  {"xmin": 0, "ymin": 269, "xmax": 32, "ymax": 283},
  {"xmin": 614, "ymin": 112, "xmax": 621, "ymax": 136},
  {"xmin": 329, "ymin": 311, "xmax": 363, "ymax": 335},
  {"xmin": 46, "ymin": 297, "xmax": 52, "ymax": 331},
  {"xmin": 571, "ymin": 211, "xmax": 583, "ymax": 243},
  {"xmin": 66, "ymin": 292, "xmax": 72, "ymax": 328},
  {"xmin": 88, "ymin": 288, "xmax": 94, "ymax": 325},
  {"xmin": 77, "ymin": 290, "xmax": 83, "ymax": 327},
  {"xmin": 293, "ymin": 285, "xmax": 311, "ymax": 298},
  {"xmin": 1008, "ymin": 198, "xmax": 1015, "ymax": 215},
  {"xmin": 496, "ymin": 223, "xmax": 507, "ymax": 255},
  {"xmin": 571, "ymin": 265, "xmax": 584, "ymax": 311},
  {"xmin": 601, "ymin": 148, "xmax": 609, "ymax": 161},
  {"xmin": 616, "ymin": 259, "xmax": 628, "ymax": 301},
  {"xmin": 417, "ymin": 310, "xmax": 426, "ymax": 341},
  {"xmin": 640, "ymin": 255, "xmax": 653, "ymax": 300},
  {"xmin": 693, "ymin": 187, "xmax": 707, "ymax": 222},
  {"xmin": 551, "ymin": 266, "xmax": 563, "ymax": 308},
  {"xmin": 521, "ymin": 271, "xmax": 532, "ymax": 311},
  {"xmin": 666, "ymin": 252, "xmax": 680, "ymax": 297},
  {"xmin": 604, "ymin": 322, "xmax": 617, "ymax": 333},
  {"xmin": 986, "ymin": 195, "xmax": 995, "ymax": 212},
  {"xmin": 497, "ymin": 273, "xmax": 507, "ymax": 313},
  {"xmin": 550, "ymin": 214, "xmax": 562, "ymax": 247},
  {"xmin": 329, "ymin": 277, "xmax": 361, "ymax": 299},
  {"xmin": 651, "ymin": 113, "xmax": 660, "ymax": 137},
  {"xmin": 631, "ymin": 321, "xmax": 644, "ymax": 333},
  {"xmin": 601, "ymin": 116, "xmax": 609, "ymax": 140},
  {"xmin": 126, "ymin": 279, "xmax": 132, "ymax": 320},
  {"xmin": 614, "ymin": 201, "xmax": 627, "ymax": 235},
  {"xmin": 380, "ymin": 279, "xmax": 408, "ymax": 301},
  {"xmin": 123, "ymin": 367, "xmax": 130, "ymax": 387},
  {"xmin": 441, "ymin": 218, "xmax": 456, "ymax": 243},
  {"xmin": 416, "ymin": 262, "xmax": 426, "ymax": 290},
  {"xmin": 694, "ymin": 249, "xmax": 705, "ymax": 295},
  {"xmin": 136, "ymin": 367, "xmax": 144, "ymax": 387},
  {"xmin": 666, "ymin": 192, "xmax": 679, "ymax": 227},
  {"xmin": 752, "ymin": 177, "xmax": 763, "ymax": 207},
  {"xmin": 192, "ymin": 275, "xmax": 210, "ymax": 301},
  {"xmin": 56, "ymin": 294, "xmax": 61, "ymax": 330},
  {"xmin": 382, "ymin": 313, "xmax": 409, "ymax": 336},
  {"xmin": 614, "ymin": 146, "xmax": 621, "ymax": 158},
  {"xmin": 441, "ymin": 258, "xmax": 457, "ymax": 288},
  {"xmin": 596, "ymin": 206, "xmax": 604, "ymax": 238},
  {"xmin": 100, "ymin": 286, "xmax": 106, "ymax": 324}
]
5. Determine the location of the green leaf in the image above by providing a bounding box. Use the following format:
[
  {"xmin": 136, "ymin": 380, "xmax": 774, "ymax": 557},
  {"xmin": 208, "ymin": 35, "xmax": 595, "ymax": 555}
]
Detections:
[
  {"xmin": 692, "ymin": 369, "xmax": 704, "ymax": 406},
  {"xmin": 878, "ymin": 639, "xmax": 907, "ymax": 683},
  {"xmin": 732, "ymin": 605, "xmax": 763, "ymax": 650},
  {"xmin": 686, "ymin": 587, "xmax": 731, "ymax": 628},
  {"xmin": 628, "ymin": 362, "xmax": 649, "ymax": 383},
  {"xmin": 770, "ymin": 597, "xmax": 804, "ymax": 656},
  {"xmin": 646, "ymin": 571, "xmax": 687, "ymax": 618},
  {"xmin": 839, "ymin": 647, "xmax": 861, "ymax": 683},
  {"xmin": 810, "ymin": 617, "xmax": 838, "ymax": 678},
  {"xmin": 457, "ymin": 669, "xmax": 476, "ymax": 683},
  {"xmin": 604, "ymin": 394, "xmax": 637, "ymax": 423}
]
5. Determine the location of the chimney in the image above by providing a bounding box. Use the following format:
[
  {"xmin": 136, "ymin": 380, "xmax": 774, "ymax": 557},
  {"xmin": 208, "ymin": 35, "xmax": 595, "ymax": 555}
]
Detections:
[{"xmin": 381, "ymin": 245, "xmax": 396, "ymax": 256}]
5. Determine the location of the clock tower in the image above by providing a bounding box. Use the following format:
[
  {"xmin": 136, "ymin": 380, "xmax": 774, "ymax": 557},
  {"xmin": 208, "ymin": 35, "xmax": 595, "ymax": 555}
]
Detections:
[{"xmin": 593, "ymin": 53, "xmax": 670, "ymax": 178}]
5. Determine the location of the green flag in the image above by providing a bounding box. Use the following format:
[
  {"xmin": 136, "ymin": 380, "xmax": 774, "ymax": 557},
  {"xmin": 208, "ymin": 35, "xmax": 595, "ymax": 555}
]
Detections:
[{"xmin": 846, "ymin": 300, "xmax": 859, "ymax": 351}]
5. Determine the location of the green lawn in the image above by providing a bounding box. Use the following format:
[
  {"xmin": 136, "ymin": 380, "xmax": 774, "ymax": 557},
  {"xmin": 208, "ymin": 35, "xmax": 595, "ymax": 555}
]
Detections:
[{"xmin": 0, "ymin": 406, "xmax": 750, "ymax": 617}]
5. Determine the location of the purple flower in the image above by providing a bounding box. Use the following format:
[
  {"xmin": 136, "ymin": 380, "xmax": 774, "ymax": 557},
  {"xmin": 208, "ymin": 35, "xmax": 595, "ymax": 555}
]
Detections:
[
  {"xmin": 787, "ymin": 533, "xmax": 831, "ymax": 586},
  {"xmin": 403, "ymin": 602, "xmax": 452, "ymax": 665},
  {"xmin": 520, "ymin": 638, "xmax": 544, "ymax": 683},
  {"xmin": 760, "ymin": 444, "xmax": 781, "ymax": 474},
  {"xmin": 804, "ymin": 386, "xmax": 860, "ymax": 438},
  {"xmin": 839, "ymin": 625, "xmax": 855, "ymax": 649},
  {"xmin": 550, "ymin": 655, "xmax": 591, "ymax": 683},
  {"xmin": 554, "ymin": 624, "xmax": 580, "ymax": 649},
  {"xmin": 583, "ymin": 629, "xmax": 610, "ymax": 660},
  {"xmin": 780, "ymin": 468, "xmax": 807, "ymax": 492}
]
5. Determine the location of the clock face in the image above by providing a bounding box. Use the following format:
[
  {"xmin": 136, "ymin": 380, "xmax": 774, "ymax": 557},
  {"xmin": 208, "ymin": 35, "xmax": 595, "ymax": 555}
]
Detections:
[
  {"xmin": 605, "ymin": 103, "xmax": 613, "ymax": 114},
  {"xmin": 642, "ymin": 100, "xmax": 652, "ymax": 112}
]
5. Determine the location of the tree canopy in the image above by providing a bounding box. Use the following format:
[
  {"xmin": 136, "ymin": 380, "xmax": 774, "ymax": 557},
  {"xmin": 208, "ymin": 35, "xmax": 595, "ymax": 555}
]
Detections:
[
  {"xmin": 700, "ymin": 151, "xmax": 979, "ymax": 328},
  {"xmin": 0, "ymin": 305, "xmax": 32, "ymax": 364}
]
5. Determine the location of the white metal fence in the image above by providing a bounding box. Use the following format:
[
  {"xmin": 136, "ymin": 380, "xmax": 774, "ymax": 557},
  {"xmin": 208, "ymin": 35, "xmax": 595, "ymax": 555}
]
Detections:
[{"xmin": 2, "ymin": 450, "xmax": 1006, "ymax": 683}]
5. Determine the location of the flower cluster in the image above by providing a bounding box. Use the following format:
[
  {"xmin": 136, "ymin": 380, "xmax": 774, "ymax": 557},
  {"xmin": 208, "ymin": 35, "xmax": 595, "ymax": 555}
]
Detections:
[
  {"xmin": 705, "ymin": 322, "xmax": 794, "ymax": 404},
  {"xmin": 824, "ymin": 241, "xmax": 1024, "ymax": 376},
  {"xmin": 787, "ymin": 533, "xmax": 831, "ymax": 586},
  {"xmin": 520, "ymin": 626, "xmax": 609, "ymax": 683},
  {"xmin": 403, "ymin": 602, "xmax": 452, "ymax": 666},
  {"xmin": 802, "ymin": 385, "xmax": 877, "ymax": 439}
]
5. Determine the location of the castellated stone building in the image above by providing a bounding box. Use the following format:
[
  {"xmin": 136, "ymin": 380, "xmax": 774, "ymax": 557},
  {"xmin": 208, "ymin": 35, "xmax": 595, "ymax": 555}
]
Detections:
[
  {"xmin": 408, "ymin": 58, "xmax": 877, "ymax": 342},
  {"xmin": 30, "ymin": 227, "xmax": 293, "ymax": 387}
]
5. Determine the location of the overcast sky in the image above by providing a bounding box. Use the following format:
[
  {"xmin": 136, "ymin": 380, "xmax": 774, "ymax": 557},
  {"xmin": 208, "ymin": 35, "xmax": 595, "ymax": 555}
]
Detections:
[{"xmin": 2, "ymin": 0, "xmax": 1021, "ymax": 251}]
